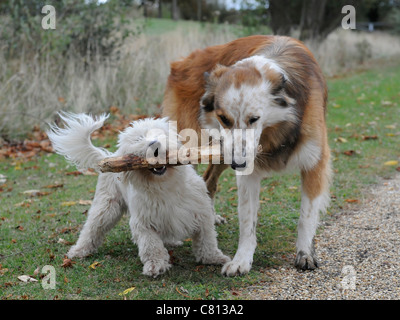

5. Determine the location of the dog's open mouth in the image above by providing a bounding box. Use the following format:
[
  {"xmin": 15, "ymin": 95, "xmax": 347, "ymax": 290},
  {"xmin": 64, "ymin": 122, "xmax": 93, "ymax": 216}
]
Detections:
[{"xmin": 150, "ymin": 166, "xmax": 167, "ymax": 176}]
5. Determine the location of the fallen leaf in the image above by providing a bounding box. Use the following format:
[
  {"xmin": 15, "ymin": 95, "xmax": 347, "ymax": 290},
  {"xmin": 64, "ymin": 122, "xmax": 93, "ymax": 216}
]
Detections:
[
  {"xmin": 175, "ymin": 286, "xmax": 190, "ymax": 298},
  {"xmin": 22, "ymin": 190, "xmax": 50, "ymax": 197},
  {"xmin": 343, "ymin": 150, "xmax": 355, "ymax": 156},
  {"xmin": 384, "ymin": 160, "xmax": 399, "ymax": 166},
  {"xmin": 43, "ymin": 184, "xmax": 63, "ymax": 189},
  {"xmin": 119, "ymin": 287, "xmax": 136, "ymax": 296},
  {"xmin": 345, "ymin": 199, "xmax": 359, "ymax": 203},
  {"xmin": 18, "ymin": 275, "xmax": 38, "ymax": 283},
  {"xmin": 33, "ymin": 267, "xmax": 40, "ymax": 276},
  {"xmin": 61, "ymin": 258, "xmax": 75, "ymax": 268},
  {"xmin": 58, "ymin": 238, "xmax": 73, "ymax": 245},
  {"xmin": 65, "ymin": 171, "xmax": 82, "ymax": 176},
  {"xmin": 362, "ymin": 135, "xmax": 378, "ymax": 140},
  {"xmin": 61, "ymin": 201, "xmax": 77, "ymax": 207},
  {"xmin": 78, "ymin": 200, "xmax": 92, "ymax": 206},
  {"xmin": 385, "ymin": 124, "xmax": 396, "ymax": 129},
  {"xmin": 396, "ymin": 167, "xmax": 400, "ymax": 172},
  {"xmin": 335, "ymin": 137, "xmax": 348, "ymax": 143},
  {"xmin": 89, "ymin": 261, "xmax": 102, "ymax": 270}
]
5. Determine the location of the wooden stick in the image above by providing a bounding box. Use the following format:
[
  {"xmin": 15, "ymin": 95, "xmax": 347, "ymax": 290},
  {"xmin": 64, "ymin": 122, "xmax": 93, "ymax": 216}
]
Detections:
[{"xmin": 98, "ymin": 146, "xmax": 223, "ymax": 173}]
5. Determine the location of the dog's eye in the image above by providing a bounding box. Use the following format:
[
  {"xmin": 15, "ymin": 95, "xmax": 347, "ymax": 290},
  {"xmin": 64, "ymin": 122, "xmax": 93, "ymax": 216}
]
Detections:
[
  {"xmin": 218, "ymin": 114, "xmax": 231, "ymax": 127},
  {"xmin": 274, "ymin": 97, "xmax": 288, "ymax": 107},
  {"xmin": 249, "ymin": 116, "xmax": 260, "ymax": 125}
]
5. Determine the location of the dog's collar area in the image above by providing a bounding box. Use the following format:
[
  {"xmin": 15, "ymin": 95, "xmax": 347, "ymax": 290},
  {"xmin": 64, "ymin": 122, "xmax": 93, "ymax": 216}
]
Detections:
[{"xmin": 150, "ymin": 166, "xmax": 167, "ymax": 175}]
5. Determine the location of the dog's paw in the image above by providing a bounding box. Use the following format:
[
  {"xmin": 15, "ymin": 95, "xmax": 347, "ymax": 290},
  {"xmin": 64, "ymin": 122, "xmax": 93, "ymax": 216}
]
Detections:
[
  {"xmin": 200, "ymin": 252, "xmax": 231, "ymax": 265},
  {"xmin": 142, "ymin": 260, "xmax": 172, "ymax": 278},
  {"xmin": 215, "ymin": 214, "xmax": 227, "ymax": 225},
  {"xmin": 221, "ymin": 258, "xmax": 252, "ymax": 277},
  {"xmin": 67, "ymin": 245, "xmax": 94, "ymax": 258},
  {"xmin": 295, "ymin": 250, "xmax": 319, "ymax": 270}
]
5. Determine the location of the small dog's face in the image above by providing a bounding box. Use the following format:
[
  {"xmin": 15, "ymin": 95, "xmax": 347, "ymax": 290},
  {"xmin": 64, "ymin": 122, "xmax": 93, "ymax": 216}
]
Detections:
[
  {"xmin": 117, "ymin": 118, "xmax": 180, "ymax": 177},
  {"xmin": 199, "ymin": 56, "xmax": 298, "ymax": 170}
]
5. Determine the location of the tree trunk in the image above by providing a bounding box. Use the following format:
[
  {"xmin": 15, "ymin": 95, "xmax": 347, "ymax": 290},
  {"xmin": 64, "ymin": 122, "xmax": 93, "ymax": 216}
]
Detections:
[
  {"xmin": 172, "ymin": 0, "xmax": 178, "ymax": 21},
  {"xmin": 269, "ymin": 0, "xmax": 293, "ymax": 36},
  {"xmin": 158, "ymin": 0, "xmax": 162, "ymax": 18},
  {"xmin": 197, "ymin": 0, "xmax": 202, "ymax": 21}
]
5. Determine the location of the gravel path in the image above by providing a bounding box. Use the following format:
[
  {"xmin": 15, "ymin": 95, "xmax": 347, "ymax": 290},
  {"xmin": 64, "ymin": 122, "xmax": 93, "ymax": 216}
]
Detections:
[{"xmin": 241, "ymin": 174, "xmax": 400, "ymax": 299}]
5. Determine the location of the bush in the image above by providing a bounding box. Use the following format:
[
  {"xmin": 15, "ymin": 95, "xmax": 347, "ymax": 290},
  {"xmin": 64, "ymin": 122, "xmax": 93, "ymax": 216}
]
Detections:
[{"xmin": 0, "ymin": 0, "xmax": 140, "ymax": 60}]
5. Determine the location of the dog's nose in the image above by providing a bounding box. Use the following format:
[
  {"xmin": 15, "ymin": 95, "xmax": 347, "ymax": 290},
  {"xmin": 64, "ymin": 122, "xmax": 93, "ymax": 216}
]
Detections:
[
  {"xmin": 148, "ymin": 140, "xmax": 160, "ymax": 157},
  {"xmin": 231, "ymin": 160, "xmax": 246, "ymax": 170}
]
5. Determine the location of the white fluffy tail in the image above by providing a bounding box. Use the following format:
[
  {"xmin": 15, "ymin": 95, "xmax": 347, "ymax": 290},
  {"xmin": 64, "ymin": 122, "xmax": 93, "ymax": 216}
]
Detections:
[{"xmin": 47, "ymin": 112, "xmax": 111, "ymax": 172}]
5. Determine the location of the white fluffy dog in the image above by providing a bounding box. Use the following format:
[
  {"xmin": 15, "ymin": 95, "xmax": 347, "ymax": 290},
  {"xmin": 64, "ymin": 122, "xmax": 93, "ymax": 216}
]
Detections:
[{"xmin": 47, "ymin": 113, "xmax": 230, "ymax": 277}]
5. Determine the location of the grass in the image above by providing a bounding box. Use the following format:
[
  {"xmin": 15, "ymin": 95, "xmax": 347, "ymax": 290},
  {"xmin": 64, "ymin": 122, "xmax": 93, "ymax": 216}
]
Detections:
[{"xmin": 1, "ymin": 60, "xmax": 399, "ymax": 300}]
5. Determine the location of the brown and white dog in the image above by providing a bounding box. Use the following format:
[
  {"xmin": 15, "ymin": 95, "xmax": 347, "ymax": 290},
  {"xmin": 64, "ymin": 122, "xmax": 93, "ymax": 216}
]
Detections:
[{"xmin": 162, "ymin": 35, "xmax": 332, "ymax": 276}]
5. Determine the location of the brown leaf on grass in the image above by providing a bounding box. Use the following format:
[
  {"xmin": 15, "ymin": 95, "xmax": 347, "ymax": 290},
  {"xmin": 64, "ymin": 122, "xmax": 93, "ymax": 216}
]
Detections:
[
  {"xmin": 396, "ymin": 167, "xmax": 400, "ymax": 172},
  {"xmin": 343, "ymin": 150, "xmax": 355, "ymax": 156},
  {"xmin": 61, "ymin": 257, "xmax": 75, "ymax": 268},
  {"xmin": 65, "ymin": 171, "xmax": 83, "ymax": 176},
  {"xmin": 22, "ymin": 189, "xmax": 51, "ymax": 197},
  {"xmin": 361, "ymin": 135, "xmax": 378, "ymax": 141},
  {"xmin": 43, "ymin": 184, "xmax": 63, "ymax": 189}
]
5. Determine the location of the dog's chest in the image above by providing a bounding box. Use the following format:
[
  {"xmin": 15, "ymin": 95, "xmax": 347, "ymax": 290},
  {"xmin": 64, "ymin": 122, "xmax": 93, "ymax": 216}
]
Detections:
[{"xmin": 133, "ymin": 190, "xmax": 201, "ymax": 241}]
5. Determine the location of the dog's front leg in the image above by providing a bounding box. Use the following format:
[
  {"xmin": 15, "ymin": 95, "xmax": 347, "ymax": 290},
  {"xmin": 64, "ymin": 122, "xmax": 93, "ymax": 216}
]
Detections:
[
  {"xmin": 222, "ymin": 172, "xmax": 262, "ymax": 276},
  {"xmin": 130, "ymin": 220, "xmax": 171, "ymax": 277}
]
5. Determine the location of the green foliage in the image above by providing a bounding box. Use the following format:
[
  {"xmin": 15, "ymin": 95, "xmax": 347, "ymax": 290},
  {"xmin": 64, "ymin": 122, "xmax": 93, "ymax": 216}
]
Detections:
[
  {"xmin": 0, "ymin": 0, "xmax": 141, "ymax": 59},
  {"xmin": 386, "ymin": 7, "xmax": 400, "ymax": 34}
]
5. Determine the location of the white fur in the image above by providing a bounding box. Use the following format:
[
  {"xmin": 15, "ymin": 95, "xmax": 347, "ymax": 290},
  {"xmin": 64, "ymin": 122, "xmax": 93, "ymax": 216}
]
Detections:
[
  {"xmin": 47, "ymin": 113, "xmax": 230, "ymax": 277},
  {"xmin": 296, "ymin": 191, "xmax": 330, "ymax": 265}
]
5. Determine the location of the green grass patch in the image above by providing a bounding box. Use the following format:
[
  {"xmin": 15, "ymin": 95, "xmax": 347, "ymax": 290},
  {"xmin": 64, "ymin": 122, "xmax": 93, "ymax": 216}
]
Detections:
[{"xmin": 1, "ymin": 62, "xmax": 399, "ymax": 300}]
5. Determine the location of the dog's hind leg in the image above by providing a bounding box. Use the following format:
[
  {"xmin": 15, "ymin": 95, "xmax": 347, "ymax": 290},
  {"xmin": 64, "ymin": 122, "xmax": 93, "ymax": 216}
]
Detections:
[
  {"xmin": 67, "ymin": 175, "xmax": 125, "ymax": 258},
  {"xmin": 192, "ymin": 213, "xmax": 231, "ymax": 266},
  {"xmin": 203, "ymin": 163, "xmax": 229, "ymax": 224},
  {"xmin": 295, "ymin": 149, "xmax": 331, "ymax": 270}
]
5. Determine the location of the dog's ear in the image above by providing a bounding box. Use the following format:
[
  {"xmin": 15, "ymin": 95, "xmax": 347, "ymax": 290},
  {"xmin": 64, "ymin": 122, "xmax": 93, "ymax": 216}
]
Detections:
[
  {"xmin": 200, "ymin": 64, "xmax": 229, "ymax": 112},
  {"xmin": 270, "ymin": 73, "xmax": 287, "ymax": 96}
]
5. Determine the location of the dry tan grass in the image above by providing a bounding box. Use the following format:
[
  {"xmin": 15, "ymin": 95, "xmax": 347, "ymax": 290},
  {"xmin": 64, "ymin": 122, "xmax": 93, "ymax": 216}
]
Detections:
[{"xmin": 306, "ymin": 28, "xmax": 400, "ymax": 77}]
